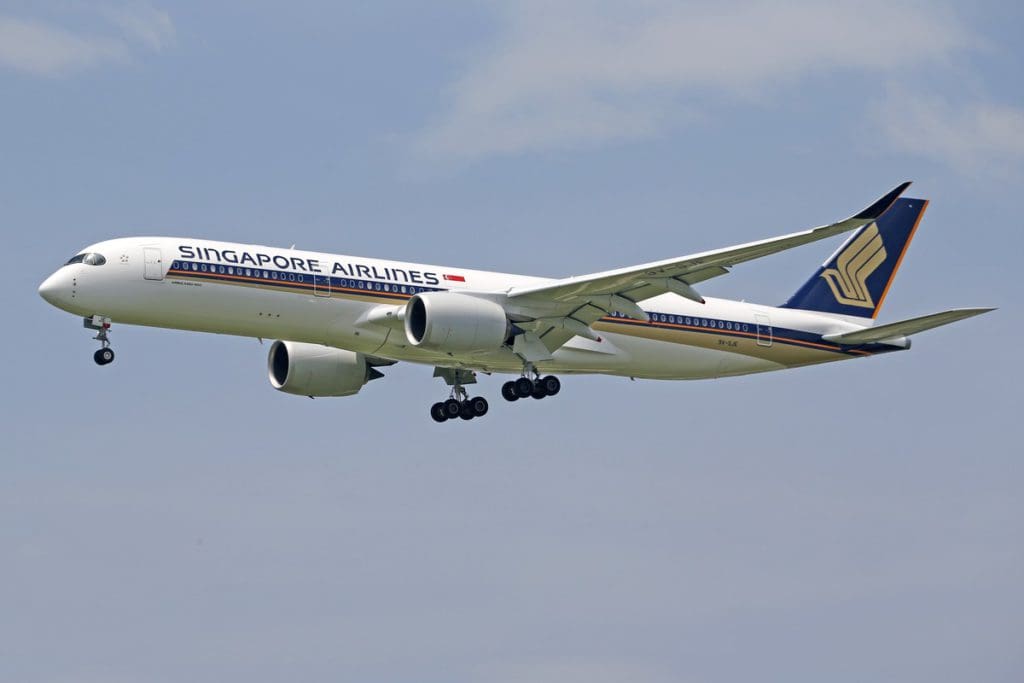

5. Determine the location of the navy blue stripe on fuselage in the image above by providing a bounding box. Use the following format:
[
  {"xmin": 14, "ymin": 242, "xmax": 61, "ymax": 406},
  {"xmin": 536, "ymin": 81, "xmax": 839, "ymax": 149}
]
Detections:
[
  {"xmin": 167, "ymin": 260, "xmax": 441, "ymax": 300},
  {"xmin": 599, "ymin": 312, "xmax": 898, "ymax": 357},
  {"xmin": 168, "ymin": 260, "xmax": 898, "ymax": 357}
]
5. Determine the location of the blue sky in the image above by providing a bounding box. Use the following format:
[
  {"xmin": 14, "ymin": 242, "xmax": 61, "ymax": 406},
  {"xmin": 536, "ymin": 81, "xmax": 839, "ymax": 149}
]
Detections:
[{"xmin": 3, "ymin": 2, "xmax": 1022, "ymax": 682}]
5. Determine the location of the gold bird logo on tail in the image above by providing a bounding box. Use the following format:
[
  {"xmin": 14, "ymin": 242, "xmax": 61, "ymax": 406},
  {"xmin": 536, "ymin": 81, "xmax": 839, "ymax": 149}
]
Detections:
[{"xmin": 820, "ymin": 223, "xmax": 887, "ymax": 309}]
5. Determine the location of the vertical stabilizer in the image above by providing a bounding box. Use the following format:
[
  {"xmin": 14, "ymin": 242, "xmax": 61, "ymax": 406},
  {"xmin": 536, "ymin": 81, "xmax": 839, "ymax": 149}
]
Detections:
[{"xmin": 781, "ymin": 197, "xmax": 927, "ymax": 318}]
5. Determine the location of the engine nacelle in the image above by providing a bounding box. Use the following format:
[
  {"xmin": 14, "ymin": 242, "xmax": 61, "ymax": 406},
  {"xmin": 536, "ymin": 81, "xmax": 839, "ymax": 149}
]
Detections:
[
  {"xmin": 404, "ymin": 292, "xmax": 510, "ymax": 353},
  {"xmin": 268, "ymin": 341, "xmax": 376, "ymax": 397}
]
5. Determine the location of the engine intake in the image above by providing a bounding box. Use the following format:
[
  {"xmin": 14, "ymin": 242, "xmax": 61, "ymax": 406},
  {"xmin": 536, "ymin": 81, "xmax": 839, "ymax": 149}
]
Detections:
[
  {"xmin": 268, "ymin": 341, "xmax": 380, "ymax": 397},
  {"xmin": 404, "ymin": 292, "xmax": 510, "ymax": 353}
]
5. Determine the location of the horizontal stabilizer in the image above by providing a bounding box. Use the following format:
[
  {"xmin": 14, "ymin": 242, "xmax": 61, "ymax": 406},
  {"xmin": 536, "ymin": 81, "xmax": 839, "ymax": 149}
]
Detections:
[{"xmin": 822, "ymin": 308, "xmax": 995, "ymax": 345}]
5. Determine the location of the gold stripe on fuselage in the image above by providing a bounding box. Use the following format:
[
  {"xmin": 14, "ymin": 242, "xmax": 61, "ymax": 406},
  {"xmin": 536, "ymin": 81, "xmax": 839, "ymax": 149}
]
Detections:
[{"xmin": 169, "ymin": 268, "xmax": 867, "ymax": 368}]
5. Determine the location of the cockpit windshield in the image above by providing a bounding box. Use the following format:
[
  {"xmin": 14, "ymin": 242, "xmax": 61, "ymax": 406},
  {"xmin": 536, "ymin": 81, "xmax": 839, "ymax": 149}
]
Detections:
[{"xmin": 65, "ymin": 253, "xmax": 106, "ymax": 266}]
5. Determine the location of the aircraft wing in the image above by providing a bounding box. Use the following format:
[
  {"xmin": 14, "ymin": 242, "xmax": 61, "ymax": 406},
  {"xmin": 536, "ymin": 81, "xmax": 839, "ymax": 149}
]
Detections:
[
  {"xmin": 822, "ymin": 308, "xmax": 995, "ymax": 345},
  {"xmin": 504, "ymin": 183, "xmax": 911, "ymax": 355}
]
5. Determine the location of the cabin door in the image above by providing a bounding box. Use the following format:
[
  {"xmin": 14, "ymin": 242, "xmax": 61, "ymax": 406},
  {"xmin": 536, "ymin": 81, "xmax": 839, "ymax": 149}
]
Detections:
[
  {"xmin": 755, "ymin": 313, "xmax": 773, "ymax": 347},
  {"xmin": 313, "ymin": 271, "xmax": 331, "ymax": 297},
  {"xmin": 143, "ymin": 247, "xmax": 164, "ymax": 281}
]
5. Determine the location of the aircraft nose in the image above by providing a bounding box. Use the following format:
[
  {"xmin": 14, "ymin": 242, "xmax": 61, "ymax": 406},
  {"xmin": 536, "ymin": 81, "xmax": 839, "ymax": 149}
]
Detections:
[{"xmin": 38, "ymin": 270, "xmax": 67, "ymax": 306}]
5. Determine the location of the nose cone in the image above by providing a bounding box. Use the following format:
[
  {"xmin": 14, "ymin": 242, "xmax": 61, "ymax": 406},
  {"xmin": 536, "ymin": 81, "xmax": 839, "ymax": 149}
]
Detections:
[{"xmin": 38, "ymin": 271, "xmax": 67, "ymax": 307}]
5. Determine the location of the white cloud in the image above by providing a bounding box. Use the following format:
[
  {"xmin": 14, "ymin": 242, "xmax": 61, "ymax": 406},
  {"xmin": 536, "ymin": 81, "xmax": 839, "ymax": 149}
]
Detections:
[
  {"xmin": 0, "ymin": 16, "xmax": 126, "ymax": 75},
  {"xmin": 876, "ymin": 87, "xmax": 1024, "ymax": 172},
  {"xmin": 98, "ymin": 2, "xmax": 174, "ymax": 52},
  {"xmin": 417, "ymin": 0, "xmax": 972, "ymax": 161},
  {"xmin": 0, "ymin": 2, "xmax": 173, "ymax": 77}
]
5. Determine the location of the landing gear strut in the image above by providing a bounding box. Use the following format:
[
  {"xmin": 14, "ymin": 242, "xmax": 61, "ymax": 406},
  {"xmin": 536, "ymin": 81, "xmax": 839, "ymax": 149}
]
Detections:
[
  {"xmin": 85, "ymin": 316, "xmax": 115, "ymax": 366},
  {"xmin": 430, "ymin": 368, "xmax": 489, "ymax": 423}
]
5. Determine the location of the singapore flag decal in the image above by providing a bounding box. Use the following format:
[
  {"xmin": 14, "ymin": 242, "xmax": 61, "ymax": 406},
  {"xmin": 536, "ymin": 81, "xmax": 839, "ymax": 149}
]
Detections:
[{"xmin": 443, "ymin": 274, "xmax": 466, "ymax": 283}]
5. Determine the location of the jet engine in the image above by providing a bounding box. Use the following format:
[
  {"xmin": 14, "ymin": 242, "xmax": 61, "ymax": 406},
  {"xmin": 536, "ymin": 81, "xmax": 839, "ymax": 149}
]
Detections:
[
  {"xmin": 404, "ymin": 292, "xmax": 511, "ymax": 353},
  {"xmin": 267, "ymin": 341, "xmax": 382, "ymax": 397}
]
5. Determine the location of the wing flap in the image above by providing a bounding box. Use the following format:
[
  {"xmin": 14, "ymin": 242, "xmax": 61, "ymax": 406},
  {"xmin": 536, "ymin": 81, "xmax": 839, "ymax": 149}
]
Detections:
[{"xmin": 822, "ymin": 308, "xmax": 995, "ymax": 344}]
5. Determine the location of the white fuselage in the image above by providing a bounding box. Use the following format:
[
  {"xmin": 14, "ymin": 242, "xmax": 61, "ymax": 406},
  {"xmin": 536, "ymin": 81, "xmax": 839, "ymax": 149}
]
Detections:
[{"xmin": 38, "ymin": 237, "xmax": 902, "ymax": 380}]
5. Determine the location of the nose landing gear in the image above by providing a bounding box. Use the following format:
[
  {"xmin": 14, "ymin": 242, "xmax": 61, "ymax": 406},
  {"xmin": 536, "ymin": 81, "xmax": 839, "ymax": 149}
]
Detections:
[
  {"xmin": 93, "ymin": 347, "xmax": 115, "ymax": 365},
  {"xmin": 85, "ymin": 315, "xmax": 115, "ymax": 366}
]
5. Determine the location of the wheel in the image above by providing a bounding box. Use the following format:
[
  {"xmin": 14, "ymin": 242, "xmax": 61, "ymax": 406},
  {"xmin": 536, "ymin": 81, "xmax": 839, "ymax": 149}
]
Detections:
[
  {"xmin": 514, "ymin": 377, "xmax": 534, "ymax": 398},
  {"xmin": 470, "ymin": 396, "xmax": 489, "ymax": 417},
  {"xmin": 501, "ymin": 381, "xmax": 519, "ymax": 402},
  {"xmin": 530, "ymin": 381, "xmax": 548, "ymax": 399},
  {"xmin": 430, "ymin": 402, "xmax": 448, "ymax": 422},
  {"xmin": 443, "ymin": 398, "xmax": 462, "ymax": 418},
  {"xmin": 459, "ymin": 402, "xmax": 475, "ymax": 420},
  {"xmin": 540, "ymin": 375, "xmax": 561, "ymax": 396},
  {"xmin": 94, "ymin": 348, "xmax": 114, "ymax": 365}
]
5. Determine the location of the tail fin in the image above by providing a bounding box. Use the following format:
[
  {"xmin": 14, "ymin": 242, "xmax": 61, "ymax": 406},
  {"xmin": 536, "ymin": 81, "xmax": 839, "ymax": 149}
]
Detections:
[{"xmin": 781, "ymin": 197, "xmax": 927, "ymax": 318}]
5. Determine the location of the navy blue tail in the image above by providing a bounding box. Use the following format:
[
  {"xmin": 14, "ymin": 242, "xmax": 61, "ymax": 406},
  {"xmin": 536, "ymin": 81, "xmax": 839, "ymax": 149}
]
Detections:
[{"xmin": 781, "ymin": 197, "xmax": 927, "ymax": 319}]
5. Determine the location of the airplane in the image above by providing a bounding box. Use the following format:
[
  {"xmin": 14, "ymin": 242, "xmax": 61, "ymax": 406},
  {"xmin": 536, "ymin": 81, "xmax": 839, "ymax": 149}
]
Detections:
[{"xmin": 38, "ymin": 182, "xmax": 993, "ymax": 422}]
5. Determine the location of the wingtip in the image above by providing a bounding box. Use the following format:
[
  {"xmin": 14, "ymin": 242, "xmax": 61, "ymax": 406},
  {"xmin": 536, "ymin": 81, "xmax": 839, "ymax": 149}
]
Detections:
[
  {"xmin": 950, "ymin": 306, "xmax": 997, "ymax": 319},
  {"xmin": 854, "ymin": 181, "xmax": 913, "ymax": 220}
]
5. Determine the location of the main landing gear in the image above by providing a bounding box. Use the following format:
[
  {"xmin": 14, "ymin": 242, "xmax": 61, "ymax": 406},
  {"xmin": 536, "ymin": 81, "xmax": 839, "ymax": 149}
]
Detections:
[
  {"xmin": 85, "ymin": 315, "xmax": 115, "ymax": 366},
  {"xmin": 430, "ymin": 367, "xmax": 489, "ymax": 423},
  {"xmin": 430, "ymin": 395, "xmax": 489, "ymax": 423},
  {"xmin": 429, "ymin": 366, "xmax": 562, "ymax": 422},
  {"xmin": 501, "ymin": 371, "xmax": 561, "ymax": 402}
]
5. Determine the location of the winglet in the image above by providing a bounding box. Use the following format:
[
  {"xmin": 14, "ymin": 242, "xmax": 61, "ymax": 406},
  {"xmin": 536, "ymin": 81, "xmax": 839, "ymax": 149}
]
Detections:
[{"xmin": 853, "ymin": 181, "xmax": 912, "ymax": 220}]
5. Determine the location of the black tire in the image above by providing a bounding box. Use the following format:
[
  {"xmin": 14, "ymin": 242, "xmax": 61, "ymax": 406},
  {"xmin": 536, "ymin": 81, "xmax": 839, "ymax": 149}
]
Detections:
[
  {"xmin": 430, "ymin": 402, "xmax": 448, "ymax": 422},
  {"xmin": 94, "ymin": 348, "xmax": 114, "ymax": 365},
  {"xmin": 530, "ymin": 381, "xmax": 548, "ymax": 399},
  {"xmin": 541, "ymin": 375, "xmax": 560, "ymax": 396},
  {"xmin": 501, "ymin": 381, "xmax": 519, "ymax": 402},
  {"xmin": 514, "ymin": 377, "xmax": 534, "ymax": 398},
  {"xmin": 470, "ymin": 396, "xmax": 489, "ymax": 417},
  {"xmin": 443, "ymin": 398, "xmax": 462, "ymax": 418},
  {"xmin": 459, "ymin": 402, "xmax": 475, "ymax": 420}
]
